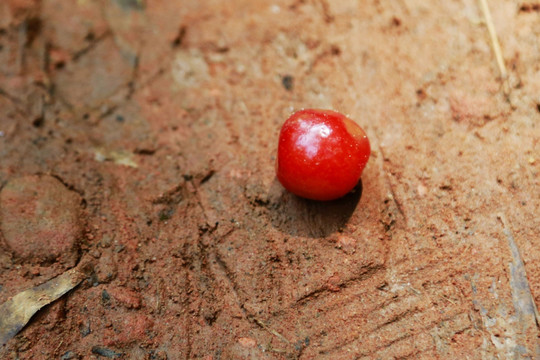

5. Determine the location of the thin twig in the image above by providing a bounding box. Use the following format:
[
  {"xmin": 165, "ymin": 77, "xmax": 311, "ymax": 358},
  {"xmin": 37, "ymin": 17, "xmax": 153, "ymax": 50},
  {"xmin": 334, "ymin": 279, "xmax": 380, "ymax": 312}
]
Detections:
[
  {"xmin": 478, "ymin": 0, "xmax": 510, "ymax": 98},
  {"xmin": 253, "ymin": 318, "xmax": 291, "ymax": 344}
]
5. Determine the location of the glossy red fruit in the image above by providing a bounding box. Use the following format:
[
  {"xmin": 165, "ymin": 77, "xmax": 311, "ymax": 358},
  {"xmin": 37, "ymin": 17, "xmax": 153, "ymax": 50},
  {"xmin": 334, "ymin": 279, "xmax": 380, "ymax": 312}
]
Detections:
[{"xmin": 276, "ymin": 109, "xmax": 370, "ymax": 201}]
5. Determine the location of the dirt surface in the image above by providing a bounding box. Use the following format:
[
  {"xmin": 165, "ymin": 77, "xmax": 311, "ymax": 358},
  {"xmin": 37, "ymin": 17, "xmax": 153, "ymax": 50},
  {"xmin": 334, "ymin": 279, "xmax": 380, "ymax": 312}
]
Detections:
[{"xmin": 0, "ymin": 0, "xmax": 539, "ymax": 359}]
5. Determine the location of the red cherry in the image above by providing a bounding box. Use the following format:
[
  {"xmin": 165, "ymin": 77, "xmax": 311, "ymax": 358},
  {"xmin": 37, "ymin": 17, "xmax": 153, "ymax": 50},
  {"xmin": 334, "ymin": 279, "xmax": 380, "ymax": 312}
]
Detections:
[{"xmin": 276, "ymin": 109, "xmax": 370, "ymax": 201}]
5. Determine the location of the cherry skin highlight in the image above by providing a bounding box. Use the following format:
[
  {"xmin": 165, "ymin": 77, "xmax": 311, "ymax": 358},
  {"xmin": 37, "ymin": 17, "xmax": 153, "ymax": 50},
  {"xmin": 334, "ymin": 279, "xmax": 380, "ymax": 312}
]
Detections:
[{"xmin": 276, "ymin": 109, "xmax": 370, "ymax": 201}]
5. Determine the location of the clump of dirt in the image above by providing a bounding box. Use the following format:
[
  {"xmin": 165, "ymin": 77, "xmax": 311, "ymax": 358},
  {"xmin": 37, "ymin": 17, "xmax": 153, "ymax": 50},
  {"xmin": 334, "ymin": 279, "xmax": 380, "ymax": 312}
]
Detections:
[{"xmin": 0, "ymin": 175, "xmax": 82, "ymax": 266}]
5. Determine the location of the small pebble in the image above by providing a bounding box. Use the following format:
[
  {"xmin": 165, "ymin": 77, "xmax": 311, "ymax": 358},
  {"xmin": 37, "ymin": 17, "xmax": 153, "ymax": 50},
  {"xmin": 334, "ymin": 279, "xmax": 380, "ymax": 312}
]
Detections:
[
  {"xmin": 91, "ymin": 346, "xmax": 123, "ymax": 358},
  {"xmin": 60, "ymin": 350, "xmax": 79, "ymax": 360},
  {"xmin": 238, "ymin": 337, "xmax": 256, "ymax": 348},
  {"xmin": 281, "ymin": 75, "xmax": 294, "ymax": 91},
  {"xmin": 101, "ymin": 289, "xmax": 111, "ymax": 306},
  {"xmin": 80, "ymin": 321, "xmax": 91, "ymax": 337}
]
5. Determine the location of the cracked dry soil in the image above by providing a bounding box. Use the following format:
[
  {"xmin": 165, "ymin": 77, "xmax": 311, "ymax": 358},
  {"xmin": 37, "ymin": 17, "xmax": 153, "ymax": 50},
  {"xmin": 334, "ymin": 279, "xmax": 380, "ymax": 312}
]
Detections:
[{"xmin": 0, "ymin": 0, "xmax": 539, "ymax": 359}]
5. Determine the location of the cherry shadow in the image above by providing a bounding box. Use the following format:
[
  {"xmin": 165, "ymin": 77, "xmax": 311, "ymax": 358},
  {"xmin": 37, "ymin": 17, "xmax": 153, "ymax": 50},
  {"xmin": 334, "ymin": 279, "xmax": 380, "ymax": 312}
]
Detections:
[{"xmin": 266, "ymin": 178, "xmax": 363, "ymax": 238}]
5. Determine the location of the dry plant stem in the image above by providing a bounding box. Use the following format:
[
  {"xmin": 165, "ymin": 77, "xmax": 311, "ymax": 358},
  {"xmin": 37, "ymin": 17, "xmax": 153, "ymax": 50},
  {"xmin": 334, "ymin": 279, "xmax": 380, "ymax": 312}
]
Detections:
[
  {"xmin": 254, "ymin": 318, "xmax": 291, "ymax": 344},
  {"xmin": 478, "ymin": 0, "xmax": 510, "ymax": 98},
  {"xmin": 497, "ymin": 213, "xmax": 540, "ymax": 328}
]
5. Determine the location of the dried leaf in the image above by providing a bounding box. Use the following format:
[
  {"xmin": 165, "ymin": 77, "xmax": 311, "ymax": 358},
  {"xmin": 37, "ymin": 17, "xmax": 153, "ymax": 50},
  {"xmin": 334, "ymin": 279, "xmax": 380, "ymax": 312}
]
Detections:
[
  {"xmin": 94, "ymin": 148, "xmax": 138, "ymax": 168},
  {"xmin": 0, "ymin": 267, "xmax": 86, "ymax": 346}
]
